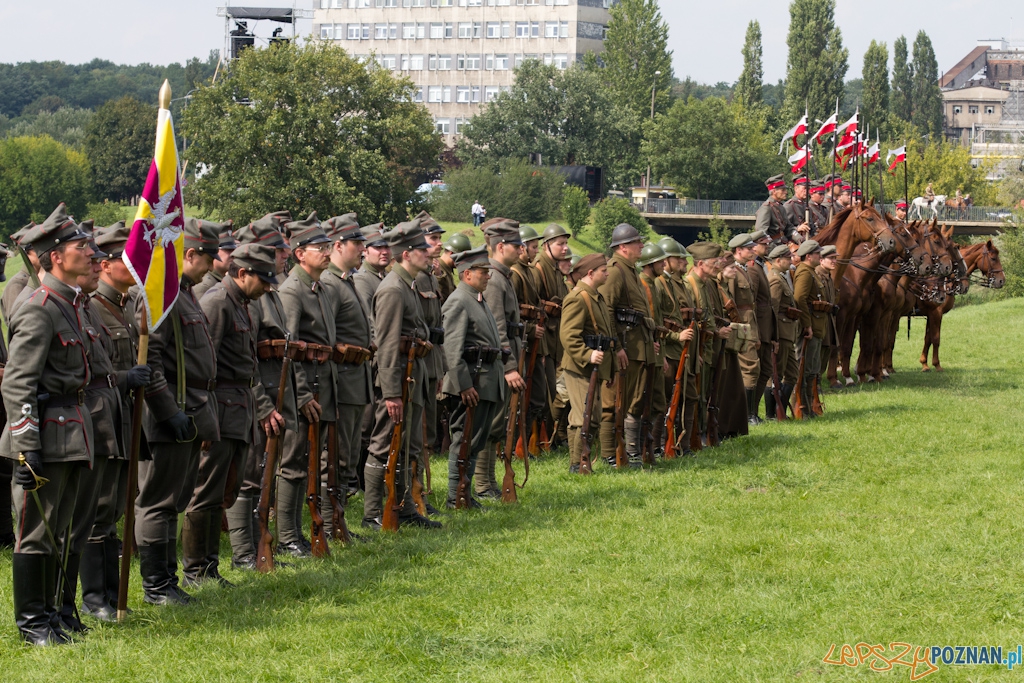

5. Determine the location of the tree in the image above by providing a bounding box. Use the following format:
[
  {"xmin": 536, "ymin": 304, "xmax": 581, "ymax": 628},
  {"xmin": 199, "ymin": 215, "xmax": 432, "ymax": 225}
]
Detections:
[
  {"xmin": 644, "ymin": 97, "xmax": 776, "ymax": 200},
  {"xmin": 83, "ymin": 96, "xmax": 156, "ymax": 202},
  {"xmin": 601, "ymin": 0, "xmax": 674, "ymax": 121},
  {"xmin": 181, "ymin": 41, "xmax": 441, "ymax": 225},
  {"xmin": 911, "ymin": 31, "xmax": 943, "ymax": 136},
  {"xmin": 782, "ymin": 0, "xmax": 849, "ymax": 124},
  {"xmin": 890, "ymin": 36, "xmax": 913, "ymax": 122},
  {"xmin": 0, "ymin": 135, "xmax": 92, "ymax": 235},
  {"xmin": 561, "ymin": 185, "xmax": 591, "ymax": 237},
  {"xmin": 861, "ymin": 41, "xmax": 890, "ymax": 134},
  {"xmin": 591, "ymin": 196, "xmax": 649, "ymax": 246},
  {"xmin": 735, "ymin": 21, "xmax": 764, "ymax": 108},
  {"xmin": 0, "ymin": 107, "xmax": 93, "ymax": 148},
  {"xmin": 430, "ymin": 160, "xmax": 565, "ymax": 225}
]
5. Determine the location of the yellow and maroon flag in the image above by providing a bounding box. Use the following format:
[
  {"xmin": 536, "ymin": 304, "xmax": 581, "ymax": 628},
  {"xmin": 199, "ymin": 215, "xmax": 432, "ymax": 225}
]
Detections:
[{"xmin": 124, "ymin": 79, "xmax": 185, "ymax": 330}]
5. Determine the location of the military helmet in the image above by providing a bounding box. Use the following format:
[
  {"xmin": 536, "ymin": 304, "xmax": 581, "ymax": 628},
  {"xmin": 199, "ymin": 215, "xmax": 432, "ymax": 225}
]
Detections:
[
  {"xmin": 540, "ymin": 223, "xmax": 570, "ymax": 245},
  {"xmin": 443, "ymin": 233, "xmax": 472, "ymax": 254},
  {"xmin": 658, "ymin": 237, "xmax": 688, "ymax": 258},
  {"xmin": 609, "ymin": 223, "xmax": 642, "ymax": 248},
  {"xmin": 519, "ymin": 225, "xmax": 541, "ymax": 243},
  {"xmin": 570, "ymin": 253, "xmax": 581, "ymax": 268},
  {"xmin": 637, "ymin": 242, "xmax": 667, "ymax": 267}
]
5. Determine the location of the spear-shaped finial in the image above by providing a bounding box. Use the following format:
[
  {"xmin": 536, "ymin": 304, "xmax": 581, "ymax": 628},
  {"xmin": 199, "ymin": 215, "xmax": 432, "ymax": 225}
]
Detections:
[{"xmin": 158, "ymin": 79, "xmax": 171, "ymax": 110}]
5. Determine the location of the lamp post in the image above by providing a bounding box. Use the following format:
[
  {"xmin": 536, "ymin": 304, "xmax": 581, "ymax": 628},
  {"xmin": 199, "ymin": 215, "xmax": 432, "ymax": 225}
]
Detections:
[{"xmin": 645, "ymin": 70, "xmax": 662, "ymax": 195}]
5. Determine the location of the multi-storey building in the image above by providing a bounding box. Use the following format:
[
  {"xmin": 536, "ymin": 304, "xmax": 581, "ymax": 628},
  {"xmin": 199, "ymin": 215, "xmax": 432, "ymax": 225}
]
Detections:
[{"xmin": 312, "ymin": 0, "xmax": 615, "ymax": 142}]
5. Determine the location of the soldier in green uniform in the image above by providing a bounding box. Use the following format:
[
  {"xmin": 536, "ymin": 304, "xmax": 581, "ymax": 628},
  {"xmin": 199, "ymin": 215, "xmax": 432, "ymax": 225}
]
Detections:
[
  {"xmin": 534, "ymin": 224, "xmax": 570, "ymax": 448},
  {"xmin": 748, "ymin": 230, "xmax": 778, "ymax": 424},
  {"xmin": 440, "ymin": 246, "xmax": 505, "ymax": 506},
  {"xmin": 479, "ymin": 222, "xmax": 525, "ymax": 496},
  {"xmin": 599, "ymin": 224, "xmax": 656, "ymax": 467},
  {"xmin": 3, "ymin": 205, "xmax": 95, "ymax": 645},
  {"xmin": 559, "ymin": 254, "xmax": 614, "ymax": 472},
  {"xmin": 792, "ymin": 240, "xmax": 827, "ymax": 418},
  {"xmin": 277, "ymin": 213, "xmax": 337, "ymax": 555},
  {"xmin": 1, "ymin": 224, "xmax": 41, "ymax": 327},
  {"xmin": 725, "ymin": 233, "xmax": 762, "ymax": 425},
  {"xmin": 809, "ymin": 180, "xmax": 829, "ymax": 234},
  {"xmin": 816, "ymin": 245, "xmax": 840, "ymax": 390},
  {"xmin": 192, "ymin": 222, "xmax": 236, "ymax": 299},
  {"xmin": 136, "ymin": 218, "xmax": 220, "ymax": 606},
  {"xmin": 765, "ymin": 245, "xmax": 800, "ymax": 418},
  {"xmin": 0, "ymin": 240, "xmax": 14, "ymax": 550},
  {"xmin": 754, "ymin": 175, "xmax": 790, "ymax": 242},
  {"xmin": 413, "ymin": 212, "xmax": 446, "ymax": 497},
  {"xmin": 637, "ymin": 242, "xmax": 670, "ymax": 457},
  {"xmin": 509, "ymin": 224, "xmax": 545, "ymax": 453},
  {"xmin": 655, "ymin": 237, "xmax": 699, "ymax": 453},
  {"xmin": 364, "ymin": 220, "xmax": 440, "ymax": 529}
]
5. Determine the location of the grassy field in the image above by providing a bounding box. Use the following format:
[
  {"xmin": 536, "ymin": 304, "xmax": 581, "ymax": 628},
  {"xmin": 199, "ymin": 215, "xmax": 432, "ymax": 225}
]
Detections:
[{"xmin": 2, "ymin": 289, "xmax": 1024, "ymax": 681}]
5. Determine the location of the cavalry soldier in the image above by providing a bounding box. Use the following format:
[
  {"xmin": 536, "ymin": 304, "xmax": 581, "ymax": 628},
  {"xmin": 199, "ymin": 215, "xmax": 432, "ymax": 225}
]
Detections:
[
  {"xmin": 510, "ymin": 224, "xmax": 545, "ymax": 454},
  {"xmin": 193, "ymin": 221, "xmax": 236, "ymax": 298},
  {"xmin": 277, "ymin": 213, "xmax": 337, "ymax": 554},
  {"xmin": 3, "ymin": 205, "xmax": 95, "ymax": 646},
  {"xmin": 440, "ymin": 246, "xmax": 505, "ymax": 505},
  {"xmin": 837, "ymin": 184, "xmax": 852, "ymax": 210},
  {"xmin": 224, "ymin": 217, "xmax": 296, "ymax": 569},
  {"xmin": 534, "ymin": 224, "xmax": 570, "ymax": 449},
  {"xmin": 754, "ymin": 175, "xmax": 790, "ymax": 242},
  {"xmin": 809, "ymin": 180, "xmax": 829, "ymax": 233},
  {"xmin": 637, "ymin": 242, "xmax": 669, "ymax": 456},
  {"xmin": 748, "ymin": 230, "xmax": 777, "ymax": 424},
  {"xmin": 599, "ymin": 223, "xmax": 656, "ymax": 467},
  {"xmin": 656, "ymin": 237, "xmax": 699, "ymax": 453},
  {"xmin": 414, "ymin": 212, "xmax": 446, "ymax": 496},
  {"xmin": 320, "ymin": 216, "xmax": 376, "ymax": 530},
  {"xmin": 436, "ymin": 233, "xmax": 469, "ymax": 303},
  {"xmin": 365, "ymin": 220, "xmax": 440, "ymax": 529},
  {"xmin": 183, "ymin": 243, "xmax": 273, "ymax": 586},
  {"xmin": 792, "ymin": 239, "xmax": 827, "ymax": 418},
  {"xmin": 816, "ymin": 245, "xmax": 841, "ymax": 391},
  {"xmin": 560, "ymin": 254, "xmax": 614, "ymax": 472},
  {"xmin": 765, "ymin": 245, "xmax": 800, "ymax": 417},
  {"xmin": 479, "ymin": 222, "xmax": 525, "ymax": 497},
  {"xmin": 136, "ymin": 217, "xmax": 220, "ymax": 606},
  {"xmin": 725, "ymin": 233, "xmax": 762, "ymax": 425},
  {"xmin": 784, "ymin": 175, "xmax": 813, "ymax": 241},
  {"xmin": 895, "ymin": 199, "xmax": 908, "ymax": 223}
]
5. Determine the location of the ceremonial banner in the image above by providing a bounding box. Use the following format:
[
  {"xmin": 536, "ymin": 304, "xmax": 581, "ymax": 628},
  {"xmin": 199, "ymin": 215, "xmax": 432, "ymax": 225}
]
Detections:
[
  {"xmin": 886, "ymin": 146, "xmax": 907, "ymax": 175},
  {"xmin": 779, "ymin": 114, "xmax": 808, "ymax": 153},
  {"xmin": 124, "ymin": 79, "xmax": 185, "ymax": 331}
]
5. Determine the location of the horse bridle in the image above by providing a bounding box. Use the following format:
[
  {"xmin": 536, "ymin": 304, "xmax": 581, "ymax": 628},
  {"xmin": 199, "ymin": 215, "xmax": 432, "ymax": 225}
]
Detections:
[{"xmin": 970, "ymin": 243, "xmax": 1004, "ymax": 288}]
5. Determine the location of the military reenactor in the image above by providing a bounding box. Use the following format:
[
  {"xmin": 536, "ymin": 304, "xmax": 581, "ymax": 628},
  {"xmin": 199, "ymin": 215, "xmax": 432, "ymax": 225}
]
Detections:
[
  {"xmin": 440, "ymin": 246, "xmax": 505, "ymax": 505},
  {"xmin": 748, "ymin": 230, "xmax": 778, "ymax": 422},
  {"xmin": 809, "ymin": 180, "xmax": 829, "ymax": 232},
  {"xmin": 637, "ymin": 242, "xmax": 669, "ymax": 457},
  {"xmin": 765, "ymin": 245, "xmax": 800, "ymax": 417},
  {"xmin": 816, "ymin": 245, "xmax": 841, "ymax": 392},
  {"xmin": 599, "ymin": 224, "xmax": 656, "ymax": 467},
  {"xmin": 713, "ymin": 254, "xmax": 751, "ymax": 438},
  {"xmin": 1, "ymin": 224, "xmax": 41, "ymax": 327},
  {"xmin": 3, "ymin": 205, "xmax": 95, "ymax": 645},
  {"xmin": 436, "ymin": 233, "xmax": 469, "ymax": 303},
  {"xmin": 277, "ymin": 213, "xmax": 337, "ymax": 554},
  {"xmin": 192, "ymin": 221, "xmax": 236, "ymax": 298},
  {"xmin": 135, "ymin": 217, "xmax": 220, "ymax": 605},
  {"xmin": 509, "ymin": 224, "xmax": 545, "ymax": 452},
  {"xmin": 754, "ymin": 175, "xmax": 790, "ymax": 242},
  {"xmin": 559, "ymin": 254, "xmax": 614, "ymax": 472},
  {"xmin": 0, "ymin": 241, "xmax": 11, "ymax": 551},
  {"xmin": 784, "ymin": 176, "xmax": 814, "ymax": 241},
  {"xmin": 533, "ymin": 224, "xmax": 570, "ymax": 449},
  {"xmin": 837, "ymin": 184, "xmax": 852, "ymax": 210},
  {"xmin": 414, "ymin": 212, "xmax": 446, "ymax": 496},
  {"xmin": 894, "ymin": 199, "xmax": 908, "ymax": 223},
  {"xmin": 822, "ymin": 175, "xmax": 842, "ymax": 219},
  {"xmin": 793, "ymin": 240, "xmax": 827, "ymax": 418},
  {"xmin": 479, "ymin": 222, "xmax": 525, "ymax": 496},
  {"xmin": 725, "ymin": 233, "xmax": 762, "ymax": 425},
  {"xmin": 320, "ymin": 216, "xmax": 376, "ymax": 531},
  {"xmin": 656, "ymin": 237, "xmax": 699, "ymax": 453},
  {"xmin": 364, "ymin": 220, "xmax": 440, "ymax": 529}
]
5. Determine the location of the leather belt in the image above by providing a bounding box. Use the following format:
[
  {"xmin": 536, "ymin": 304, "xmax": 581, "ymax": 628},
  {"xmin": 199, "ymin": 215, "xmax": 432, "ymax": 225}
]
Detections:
[
  {"xmin": 736, "ymin": 305, "xmax": 753, "ymax": 312},
  {"xmin": 86, "ymin": 373, "xmax": 118, "ymax": 392},
  {"xmin": 400, "ymin": 336, "xmax": 432, "ymax": 358},
  {"xmin": 462, "ymin": 345, "xmax": 502, "ymax": 365},
  {"xmin": 217, "ymin": 378, "xmax": 256, "ymax": 389},
  {"xmin": 541, "ymin": 299, "xmax": 562, "ymax": 318},
  {"xmin": 333, "ymin": 343, "xmax": 374, "ymax": 365},
  {"xmin": 256, "ymin": 339, "xmax": 309, "ymax": 361},
  {"xmin": 46, "ymin": 389, "xmax": 87, "ymax": 407},
  {"xmin": 186, "ymin": 378, "xmax": 217, "ymax": 391},
  {"xmin": 301, "ymin": 342, "xmax": 334, "ymax": 364}
]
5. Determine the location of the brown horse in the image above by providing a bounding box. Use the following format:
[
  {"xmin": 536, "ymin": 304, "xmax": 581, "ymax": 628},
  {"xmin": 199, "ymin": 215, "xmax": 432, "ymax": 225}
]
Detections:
[{"xmin": 813, "ymin": 203, "xmax": 897, "ymax": 286}]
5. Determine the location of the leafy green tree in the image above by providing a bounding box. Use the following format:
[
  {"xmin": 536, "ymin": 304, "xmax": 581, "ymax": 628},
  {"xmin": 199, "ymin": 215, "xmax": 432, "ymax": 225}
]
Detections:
[
  {"xmin": 430, "ymin": 160, "xmax": 565, "ymax": 225},
  {"xmin": 84, "ymin": 96, "xmax": 156, "ymax": 202},
  {"xmin": 890, "ymin": 36, "xmax": 913, "ymax": 122},
  {"xmin": 181, "ymin": 41, "xmax": 440, "ymax": 225},
  {"xmin": 696, "ymin": 203, "xmax": 734, "ymax": 248},
  {"xmin": 561, "ymin": 185, "xmax": 591, "ymax": 237},
  {"xmin": 861, "ymin": 41, "xmax": 890, "ymax": 134},
  {"xmin": 601, "ymin": 0, "xmax": 674, "ymax": 121},
  {"xmin": 735, "ymin": 21, "xmax": 764, "ymax": 108},
  {"xmin": 591, "ymin": 196, "xmax": 649, "ymax": 246},
  {"xmin": 0, "ymin": 107, "xmax": 93, "ymax": 148},
  {"xmin": 0, "ymin": 135, "xmax": 93, "ymax": 234},
  {"xmin": 782, "ymin": 0, "xmax": 849, "ymax": 124},
  {"xmin": 911, "ymin": 31, "xmax": 943, "ymax": 136},
  {"xmin": 644, "ymin": 97, "xmax": 777, "ymax": 200}
]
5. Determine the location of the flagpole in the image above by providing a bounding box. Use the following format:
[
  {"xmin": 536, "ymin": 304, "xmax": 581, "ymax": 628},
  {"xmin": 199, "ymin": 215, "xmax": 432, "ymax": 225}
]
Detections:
[
  {"xmin": 117, "ymin": 314, "xmax": 147, "ymax": 621},
  {"xmin": 828, "ymin": 99, "xmax": 838, "ymax": 223},
  {"xmin": 804, "ymin": 108, "xmax": 811, "ymax": 232},
  {"xmin": 903, "ymin": 138, "xmax": 909, "ymax": 215},
  {"xmin": 878, "ymin": 132, "xmax": 885, "ymax": 209}
]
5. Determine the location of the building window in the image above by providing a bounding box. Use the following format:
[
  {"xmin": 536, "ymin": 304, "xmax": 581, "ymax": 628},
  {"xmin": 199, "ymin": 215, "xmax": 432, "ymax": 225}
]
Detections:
[
  {"xmin": 545, "ymin": 0, "xmax": 568, "ymax": 4},
  {"xmin": 471, "ymin": 85, "xmax": 480, "ymax": 103},
  {"xmin": 952, "ymin": 106, "xmax": 961, "ymax": 114},
  {"xmin": 560, "ymin": 21, "xmax": 569, "ymax": 38},
  {"xmin": 435, "ymin": 118, "xmax": 450, "ymax": 135},
  {"xmin": 455, "ymin": 118, "xmax": 467, "ymax": 135},
  {"xmin": 409, "ymin": 54, "xmax": 424, "ymax": 70},
  {"xmin": 486, "ymin": 54, "xmax": 509, "ymax": 70},
  {"xmin": 320, "ymin": 24, "xmax": 334, "ymax": 40},
  {"xmin": 545, "ymin": 22, "xmax": 559, "ymax": 38},
  {"xmin": 375, "ymin": 24, "xmax": 389, "ymax": 39},
  {"xmin": 403, "ymin": 0, "xmax": 427, "ymax": 6},
  {"xmin": 431, "ymin": 0, "xmax": 454, "ymax": 6},
  {"xmin": 516, "ymin": 22, "xmax": 529, "ymax": 38},
  {"xmin": 361, "ymin": 24, "xmax": 371, "ymax": 39},
  {"xmin": 379, "ymin": 55, "xmax": 398, "ymax": 69},
  {"xmin": 413, "ymin": 86, "xmax": 423, "ymax": 102},
  {"xmin": 553, "ymin": 54, "xmax": 568, "ymax": 69},
  {"xmin": 458, "ymin": 23, "xmax": 473, "ymax": 38},
  {"xmin": 485, "ymin": 85, "xmax": 499, "ymax": 102},
  {"xmin": 458, "ymin": 54, "xmax": 481, "ymax": 70},
  {"xmin": 531, "ymin": 22, "xmax": 540, "ymax": 38},
  {"xmin": 969, "ymin": 106, "xmax": 978, "ymax": 114},
  {"xmin": 486, "ymin": 22, "xmax": 501, "ymax": 38},
  {"xmin": 376, "ymin": 0, "xmax": 398, "ymax": 6},
  {"xmin": 443, "ymin": 86, "xmax": 452, "ymax": 102},
  {"xmin": 457, "ymin": 86, "xmax": 471, "ymax": 103},
  {"xmin": 488, "ymin": 0, "xmax": 510, "ymax": 5},
  {"xmin": 986, "ymin": 106, "xmax": 995, "ymax": 114},
  {"xmin": 348, "ymin": 0, "xmax": 371, "ymax": 6},
  {"xmin": 460, "ymin": 0, "xmax": 483, "ymax": 5},
  {"xmin": 428, "ymin": 86, "xmax": 443, "ymax": 102}
]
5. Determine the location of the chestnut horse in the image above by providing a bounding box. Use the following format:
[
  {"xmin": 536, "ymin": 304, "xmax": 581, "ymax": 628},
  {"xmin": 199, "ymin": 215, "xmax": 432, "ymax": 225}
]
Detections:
[{"xmin": 814, "ymin": 203, "xmax": 897, "ymax": 286}]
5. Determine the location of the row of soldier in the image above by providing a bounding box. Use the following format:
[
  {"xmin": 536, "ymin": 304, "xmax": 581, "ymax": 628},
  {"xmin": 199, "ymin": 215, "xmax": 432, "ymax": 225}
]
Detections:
[{"xmin": 2, "ymin": 174, "xmax": 843, "ymax": 646}]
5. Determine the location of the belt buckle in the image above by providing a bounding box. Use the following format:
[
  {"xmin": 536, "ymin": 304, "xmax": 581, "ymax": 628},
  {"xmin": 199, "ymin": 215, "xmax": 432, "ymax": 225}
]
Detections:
[
  {"xmin": 77, "ymin": 389, "xmax": 86, "ymax": 405},
  {"xmin": 106, "ymin": 374, "xmax": 116, "ymax": 388}
]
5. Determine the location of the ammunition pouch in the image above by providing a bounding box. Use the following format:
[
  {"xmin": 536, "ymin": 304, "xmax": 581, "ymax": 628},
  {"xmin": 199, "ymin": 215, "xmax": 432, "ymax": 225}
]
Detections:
[
  {"xmin": 811, "ymin": 300, "xmax": 833, "ymax": 313},
  {"xmin": 332, "ymin": 343, "xmax": 373, "ymax": 365},
  {"xmin": 614, "ymin": 307, "xmax": 644, "ymax": 328},
  {"xmin": 680, "ymin": 307, "xmax": 703, "ymax": 324},
  {"xmin": 257, "ymin": 339, "xmax": 308, "ymax": 361},
  {"xmin": 519, "ymin": 304, "xmax": 542, "ymax": 321},
  {"xmin": 400, "ymin": 336, "xmax": 433, "ymax": 358},
  {"xmin": 302, "ymin": 343, "xmax": 334, "ymax": 364},
  {"xmin": 507, "ymin": 321, "xmax": 525, "ymax": 340},
  {"xmin": 541, "ymin": 299, "xmax": 562, "ymax": 318},
  {"xmin": 583, "ymin": 334, "xmax": 615, "ymax": 351},
  {"xmin": 784, "ymin": 306, "xmax": 803, "ymax": 321},
  {"xmin": 462, "ymin": 345, "xmax": 502, "ymax": 365},
  {"xmin": 663, "ymin": 319, "xmax": 683, "ymax": 334},
  {"xmin": 428, "ymin": 327, "xmax": 445, "ymax": 345}
]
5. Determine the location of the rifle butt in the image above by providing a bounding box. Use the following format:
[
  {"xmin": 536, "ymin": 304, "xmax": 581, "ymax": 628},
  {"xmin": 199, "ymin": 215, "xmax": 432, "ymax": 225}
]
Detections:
[
  {"xmin": 455, "ymin": 404, "xmax": 474, "ymax": 510},
  {"xmin": 381, "ymin": 423, "xmax": 402, "ymax": 532}
]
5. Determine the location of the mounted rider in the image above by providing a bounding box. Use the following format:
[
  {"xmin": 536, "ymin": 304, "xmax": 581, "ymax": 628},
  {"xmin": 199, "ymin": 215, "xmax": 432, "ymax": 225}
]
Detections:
[{"xmin": 754, "ymin": 175, "xmax": 791, "ymax": 243}]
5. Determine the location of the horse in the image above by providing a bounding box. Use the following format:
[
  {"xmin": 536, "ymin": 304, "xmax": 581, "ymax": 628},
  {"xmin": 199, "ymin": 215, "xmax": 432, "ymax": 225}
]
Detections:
[
  {"xmin": 910, "ymin": 195, "xmax": 947, "ymax": 220},
  {"xmin": 814, "ymin": 203, "xmax": 897, "ymax": 286},
  {"xmin": 945, "ymin": 194, "xmax": 972, "ymax": 220}
]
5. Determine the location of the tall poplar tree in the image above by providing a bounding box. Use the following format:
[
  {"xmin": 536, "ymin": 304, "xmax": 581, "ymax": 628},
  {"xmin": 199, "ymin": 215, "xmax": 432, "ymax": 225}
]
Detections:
[
  {"xmin": 783, "ymin": 0, "xmax": 849, "ymax": 123},
  {"xmin": 735, "ymin": 20, "xmax": 764, "ymax": 108},
  {"xmin": 911, "ymin": 31, "xmax": 943, "ymax": 136},
  {"xmin": 890, "ymin": 36, "xmax": 913, "ymax": 122},
  {"xmin": 861, "ymin": 41, "xmax": 890, "ymax": 134},
  {"xmin": 602, "ymin": 0, "xmax": 674, "ymax": 120}
]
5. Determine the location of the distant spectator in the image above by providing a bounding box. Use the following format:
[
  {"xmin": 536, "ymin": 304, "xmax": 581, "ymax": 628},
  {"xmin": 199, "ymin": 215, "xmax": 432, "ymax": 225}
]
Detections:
[{"xmin": 471, "ymin": 200, "xmax": 484, "ymax": 227}]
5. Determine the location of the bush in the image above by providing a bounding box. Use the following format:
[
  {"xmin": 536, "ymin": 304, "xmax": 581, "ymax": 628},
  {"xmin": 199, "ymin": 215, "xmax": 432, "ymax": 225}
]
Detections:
[
  {"xmin": 696, "ymin": 202, "xmax": 734, "ymax": 248},
  {"xmin": 431, "ymin": 159, "xmax": 565, "ymax": 224},
  {"xmin": 561, "ymin": 185, "xmax": 591, "ymax": 237},
  {"xmin": 996, "ymin": 214, "xmax": 1024, "ymax": 298},
  {"xmin": 0, "ymin": 134, "xmax": 93, "ymax": 236},
  {"xmin": 591, "ymin": 196, "xmax": 649, "ymax": 246},
  {"xmin": 86, "ymin": 200, "xmax": 131, "ymax": 227}
]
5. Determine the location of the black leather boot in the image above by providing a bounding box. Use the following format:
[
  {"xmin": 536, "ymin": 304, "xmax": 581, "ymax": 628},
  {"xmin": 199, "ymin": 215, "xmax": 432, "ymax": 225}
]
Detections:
[
  {"xmin": 763, "ymin": 386, "xmax": 776, "ymax": 420},
  {"xmin": 43, "ymin": 555, "xmax": 73, "ymax": 643},
  {"xmin": 103, "ymin": 537, "xmax": 124, "ymax": 612},
  {"xmin": 140, "ymin": 543, "xmax": 191, "ymax": 606},
  {"xmin": 59, "ymin": 552, "xmax": 88, "ymax": 633},
  {"xmin": 204, "ymin": 509, "xmax": 233, "ymax": 587},
  {"xmin": 80, "ymin": 542, "xmax": 114, "ymax": 621},
  {"xmin": 181, "ymin": 510, "xmax": 210, "ymax": 588},
  {"xmin": 13, "ymin": 553, "xmax": 63, "ymax": 646}
]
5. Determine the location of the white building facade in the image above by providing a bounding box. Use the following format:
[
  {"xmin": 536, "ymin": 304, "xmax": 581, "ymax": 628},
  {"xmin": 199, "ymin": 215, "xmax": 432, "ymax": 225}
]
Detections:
[{"xmin": 313, "ymin": 0, "xmax": 615, "ymax": 142}]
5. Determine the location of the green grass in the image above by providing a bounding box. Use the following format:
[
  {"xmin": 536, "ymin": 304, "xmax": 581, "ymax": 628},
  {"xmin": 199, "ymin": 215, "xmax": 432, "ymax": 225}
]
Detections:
[{"xmin": 3, "ymin": 287, "xmax": 1024, "ymax": 681}]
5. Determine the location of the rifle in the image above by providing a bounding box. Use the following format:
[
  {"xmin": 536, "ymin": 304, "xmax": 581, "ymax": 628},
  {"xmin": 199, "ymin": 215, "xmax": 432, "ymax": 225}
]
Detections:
[
  {"xmin": 771, "ymin": 346, "xmax": 787, "ymax": 421},
  {"xmin": 519, "ymin": 305, "xmax": 545, "ymax": 459},
  {"xmin": 256, "ymin": 335, "xmax": 297, "ymax": 573},
  {"xmin": 325, "ymin": 421, "xmax": 352, "ymax": 545},
  {"xmin": 811, "ymin": 375, "xmax": 824, "ymax": 416},
  {"xmin": 305, "ymin": 354, "xmax": 330, "ymax": 558},
  {"xmin": 638, "ymin": 360, "xmax": 657, "ymax": 466},
  {"xmin": 689, "ymin": 319, "xmax": 704, "ymax": 453},
  {"xmin": 455, "ymin": 351, "xmax": 484, "ymax": 510},
  {"xmin": 665, "ymin": 320, "xmax": 696, "ymax": 459},
  {"xmin": 613, "ymin": 373, "xmax": 627, "ymax": 469},
  {"xmin": 382, "ymin": 341, "xmax": 418, "ymax": 531},
  {"xmin": 501, "ymin": 347, "xmax": 527, "ymax": 503},
  {"xmin": 579, "ymin": 335, "xmax": 613, "ymax": 474},
  {"xmin": 15, "ymin": 243, "xmax": 40, "ymax": 289},
  {"xmin": 793, "ymin": 336, "xmax": 809, "ymax": 420},
  {"xmin": 706, "ymin": 337, "xmax": 727, "ymax": 448}
]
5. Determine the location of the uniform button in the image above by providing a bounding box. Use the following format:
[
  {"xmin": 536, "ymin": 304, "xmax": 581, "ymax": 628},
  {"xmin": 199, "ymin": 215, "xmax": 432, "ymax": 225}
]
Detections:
[{"xmin": 58, "ymin": 416, "xmax": 66, "ymax": 424}]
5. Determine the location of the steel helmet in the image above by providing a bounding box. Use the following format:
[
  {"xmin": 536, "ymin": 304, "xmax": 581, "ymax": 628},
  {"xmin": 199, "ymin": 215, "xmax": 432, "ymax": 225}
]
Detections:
[
  {"xmin": 519, "ymin": 225, "xmax": 541, "ymax": 243},
  {"xmin": 540, "ymin": 223, "xmax": 570, "ymax": 244},
  {"xmin": 637, "ymin": 242, "xmax": 667, "ymax": 267},
  {"xmin": 609, "ymin": 223, "xmax": 642, "ymax": 248},
  {"xmin": 658, "ymin": 236, "xmax": 688, "ymax": 258},
  {"xmin": 443, "ymin": 233, "xmax": 472, "ymax": 254}
]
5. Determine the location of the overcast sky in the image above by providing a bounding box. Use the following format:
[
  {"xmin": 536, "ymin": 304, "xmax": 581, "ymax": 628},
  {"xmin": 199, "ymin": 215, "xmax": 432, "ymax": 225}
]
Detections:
[{"xmin": 0, "ymin": 1, "xmax": 1017, "ymax": 83}]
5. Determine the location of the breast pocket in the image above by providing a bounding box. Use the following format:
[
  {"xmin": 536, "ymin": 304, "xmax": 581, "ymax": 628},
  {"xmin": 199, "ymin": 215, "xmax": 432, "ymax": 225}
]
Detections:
[
  {"xmin": 56, "ymin": 331, "xmax": 88, "ymax": 370},
  {"xmin": 180, "ymin": 312, "xmax": 209, "ymax": 349}
]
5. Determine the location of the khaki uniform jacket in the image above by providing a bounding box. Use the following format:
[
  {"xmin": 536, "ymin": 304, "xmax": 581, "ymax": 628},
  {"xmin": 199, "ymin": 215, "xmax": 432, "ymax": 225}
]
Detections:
[
  {"xmin": 534, "ymin": 252, "xmax": 567, "ymax": 361},
  {"xmin": 279, "ymin": 265, "xmax": 338, "ymax": 422},
  {"xmin": 92, "ymin": 281, "xmax": 142, "ymax": 458},
  {"xmin": 352, "ymin": 261, "xmax": 387, "ymax": 338},
  {"xmin": 751, "ymin": 257, "xmax": 777, "ymax": 343},
  {"xmin": 484, "ymin": 259, "xmax": 522, "ymax": 374},
  {"xmin": 249, "ymin": 289, "xmax": 298, "ymax": 430},
  {"xmin": 784, "ymin": 197, "xmax": 810, "ymax": 235},
  {"xmin": 793, "ymin": 262, "xmax": 827, "ymax": 339},
  {"xmin": 722, "ymin": 267, "xmax": 757, "ymax": 333},
  {"xmin": 82, "ymin": 298, "xmax": 123, "ymax": 459},
  {"xmin": 816, "ymin": 265, "xmax": 838, "ymax": 346},
  {"xmin": 754, "ymin": 199, "xmax": 787, "ymax": 239},
  {"xmin": 414, "ymin": 270, "xmax": 446, "ymax": 381},
  {"xmin": 511, "ymin": 259, "xmax": 545, "ymax": 356},
  {"xmin": 372, "ymin": 263, "xmax": 429, "ymax": 406},
  {"xmin": 810, "ymin": 201, "xmax": 829, "ymax": 234},
  {"xmin": 436, "ymin": 260, "xmax": 456, "ymax": 304},
  {"xmin": 559, "ymin": 281, "xmax": 614, "ymax": 382},
  {"xmin": 143, "ymin": 275, "xmax": 219, "ymax": 443},
  {"xmin": 321, "ymin": 264, "xmax": 373, "ymax": 407},
  {"xmin": 441, "ymin": 282, "xmax": 506, "ymax": 403},
  {"xmin": 1, "ymin": 268, "xmax": 32, "ymax": 329},
  {"xmin": 686, "ymin": 272, "xmax": 723, "ymax": 365},
  {"xmin": 193, "ymin": 270, "xmax": 224, "ymax": 300},
  {"xmin": 663, "ymin": 272, "xmax": 701, "ymax": 373},
  {"xmin": 639, "ymin": 271, "xmax": 666, "ymax": 364},
  {"xmin": 655, "ymin": 273, "xmax": 683, "ymax": 361},
  {"xmin": 768, "ymin": 266, "xmax": 800, "ymax": 343},
  {"xmin": 2, "ymin": 274, "xmax": 94, "ymax": 464},
  {"xmin": 600, "ymin": 254, "xmax": 655, "ymax": 364},
  {"xmin": 200, "ymin": 277, "xmax": 260, "ymax": 443}
]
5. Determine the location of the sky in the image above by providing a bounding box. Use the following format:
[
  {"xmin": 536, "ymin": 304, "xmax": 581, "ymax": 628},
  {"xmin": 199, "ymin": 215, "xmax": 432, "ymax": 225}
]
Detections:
[{"xmin": 0, "ymin": 0, "xmax": 1018, "ymax": 84}]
